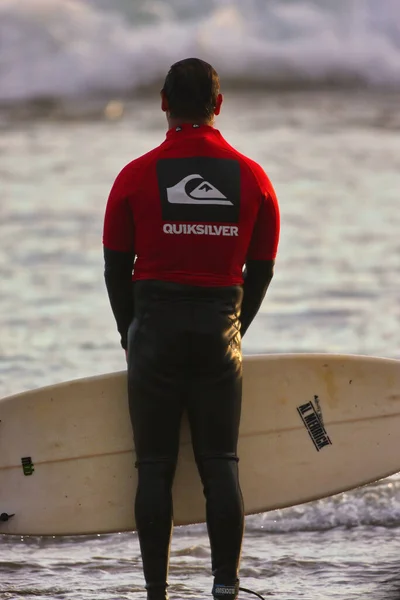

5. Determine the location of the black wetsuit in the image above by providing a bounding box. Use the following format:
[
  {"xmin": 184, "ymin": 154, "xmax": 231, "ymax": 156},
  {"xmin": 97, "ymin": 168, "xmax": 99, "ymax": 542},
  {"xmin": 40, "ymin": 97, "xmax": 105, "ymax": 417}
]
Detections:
[{"xmin": 128, "ymin": 280, "xmax": 243, "ymax": 600}]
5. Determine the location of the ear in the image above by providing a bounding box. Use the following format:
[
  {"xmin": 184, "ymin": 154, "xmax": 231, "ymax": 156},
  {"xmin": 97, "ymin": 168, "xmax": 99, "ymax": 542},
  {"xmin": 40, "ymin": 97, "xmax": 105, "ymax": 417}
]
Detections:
[
  {"xmin": 160, "ymin": 90, "xmax": 169, "ymax": 113},
  {"xmin": 214, "ymin": 93, "xmax": 223, "ymax": 116}
]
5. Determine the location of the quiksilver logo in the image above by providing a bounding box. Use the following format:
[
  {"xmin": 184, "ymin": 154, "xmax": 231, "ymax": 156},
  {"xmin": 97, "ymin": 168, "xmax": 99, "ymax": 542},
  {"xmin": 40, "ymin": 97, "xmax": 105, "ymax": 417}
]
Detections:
[
  {"xmin": 163, "ymin": 223, "xmax": 238, "ymax": 236},
  {"xmin": 166, "ymin": 174, "xmax": 232, "ymax": 206}
]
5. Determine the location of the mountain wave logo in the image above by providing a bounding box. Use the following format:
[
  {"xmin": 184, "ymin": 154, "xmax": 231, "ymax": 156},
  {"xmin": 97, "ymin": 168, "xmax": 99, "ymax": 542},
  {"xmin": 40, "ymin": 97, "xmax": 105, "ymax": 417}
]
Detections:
[{"xmin": 166, "ymin": 174, "xmax": 233, "ymax": 205}]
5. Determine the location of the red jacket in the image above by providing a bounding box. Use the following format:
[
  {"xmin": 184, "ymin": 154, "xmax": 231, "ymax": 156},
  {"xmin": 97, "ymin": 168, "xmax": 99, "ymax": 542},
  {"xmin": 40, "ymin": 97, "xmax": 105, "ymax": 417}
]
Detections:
[{"xmin": 103, "ymin": 124, "xmax": 280, "ymax": 287}]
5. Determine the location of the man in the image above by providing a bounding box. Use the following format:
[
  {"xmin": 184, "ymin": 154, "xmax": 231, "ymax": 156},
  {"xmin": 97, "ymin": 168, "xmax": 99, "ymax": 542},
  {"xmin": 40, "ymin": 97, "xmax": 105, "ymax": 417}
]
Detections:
[{"xmin": 103, "ymin": 58, "xmax": 280, "ymax": 600}]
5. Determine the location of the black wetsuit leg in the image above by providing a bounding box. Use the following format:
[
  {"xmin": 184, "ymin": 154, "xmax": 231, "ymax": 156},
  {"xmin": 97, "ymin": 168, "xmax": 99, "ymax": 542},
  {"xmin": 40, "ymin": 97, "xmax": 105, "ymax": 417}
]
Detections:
[
  {"xmin": 185, "ymin": 291, "xmax": 244, "ymax": 600},
  {"xmin": 127, "ymin": 287, "xmax": 186, "ymax": 600},
  {"xmin": 127, "ymin": 281, "xmax": 244, "ymax": 600}
]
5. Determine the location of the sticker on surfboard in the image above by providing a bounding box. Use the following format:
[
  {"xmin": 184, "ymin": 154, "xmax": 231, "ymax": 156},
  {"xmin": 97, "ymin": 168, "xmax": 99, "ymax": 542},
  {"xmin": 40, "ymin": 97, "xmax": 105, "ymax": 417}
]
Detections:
[{"xmin": 297, "ymin": 397, "xmax": 332, "ymax": 451}]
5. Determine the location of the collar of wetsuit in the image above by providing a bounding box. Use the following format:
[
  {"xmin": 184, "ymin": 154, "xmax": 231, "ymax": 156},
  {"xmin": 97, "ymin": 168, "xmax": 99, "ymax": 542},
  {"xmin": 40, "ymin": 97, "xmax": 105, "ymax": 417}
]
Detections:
[{"xmin": 166, "ymin": 123, "xmax": 219, "ymax": 139}]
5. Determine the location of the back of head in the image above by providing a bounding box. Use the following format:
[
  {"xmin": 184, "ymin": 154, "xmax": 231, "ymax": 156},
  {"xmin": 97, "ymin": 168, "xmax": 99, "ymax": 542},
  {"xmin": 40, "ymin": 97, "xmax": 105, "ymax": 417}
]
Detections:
[{"xmin": 162, "ymin": 58, "xmax": 220, "ymax": 122}]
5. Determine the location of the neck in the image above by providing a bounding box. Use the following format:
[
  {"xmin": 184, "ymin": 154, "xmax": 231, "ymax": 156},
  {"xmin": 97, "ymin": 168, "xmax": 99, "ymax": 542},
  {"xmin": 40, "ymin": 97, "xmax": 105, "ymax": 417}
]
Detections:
[{"xmin": 167, "ymin": 116, "xmax": 214, "ymax": 129}]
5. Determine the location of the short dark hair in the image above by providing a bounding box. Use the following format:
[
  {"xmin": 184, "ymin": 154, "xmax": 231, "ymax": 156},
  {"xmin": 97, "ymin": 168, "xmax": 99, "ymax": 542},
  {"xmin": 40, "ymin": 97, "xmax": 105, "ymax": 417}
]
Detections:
[{"xmin": 162, "ymin": 58, "xmax": 220, "ymax": 121}]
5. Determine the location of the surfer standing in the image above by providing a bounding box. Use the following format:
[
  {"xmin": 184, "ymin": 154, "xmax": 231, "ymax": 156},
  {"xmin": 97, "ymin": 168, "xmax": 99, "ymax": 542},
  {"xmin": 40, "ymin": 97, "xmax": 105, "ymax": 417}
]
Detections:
[{"xmin": 103, "ymin": 58, "xmax": 280, "ymax": 600}]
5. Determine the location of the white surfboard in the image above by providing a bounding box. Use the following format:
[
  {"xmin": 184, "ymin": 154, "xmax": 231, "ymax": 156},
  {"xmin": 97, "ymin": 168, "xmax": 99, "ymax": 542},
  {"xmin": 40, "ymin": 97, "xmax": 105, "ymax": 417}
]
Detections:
[{"xmin": 1, "ymin": 353, "xmax": 399, "ymax": 536}]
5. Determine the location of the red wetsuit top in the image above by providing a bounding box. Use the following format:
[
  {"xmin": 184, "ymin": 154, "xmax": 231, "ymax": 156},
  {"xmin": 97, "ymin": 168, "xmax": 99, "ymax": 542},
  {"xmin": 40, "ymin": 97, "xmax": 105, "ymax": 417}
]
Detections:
[{"xmin": 103, "ymin": 124, "xmax": 280, "ymax": 287}]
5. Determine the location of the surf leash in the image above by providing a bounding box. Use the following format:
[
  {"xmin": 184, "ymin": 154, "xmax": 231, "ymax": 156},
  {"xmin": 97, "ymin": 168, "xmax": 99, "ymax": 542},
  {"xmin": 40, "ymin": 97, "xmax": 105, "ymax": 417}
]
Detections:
[{"xmin": 239, "ymin": 586, "xmax": 267, "ymax": 600}]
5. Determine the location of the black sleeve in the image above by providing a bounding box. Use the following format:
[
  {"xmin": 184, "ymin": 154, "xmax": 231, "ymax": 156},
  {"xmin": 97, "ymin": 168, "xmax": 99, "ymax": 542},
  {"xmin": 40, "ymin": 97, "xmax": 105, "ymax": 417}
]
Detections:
[
  {"xmin": 240, "ymin": 259, "xmax": 275, "ymax": 337},
  {"xmin": 104, "ymin": 246, "xmax": 136, "ymax": 350}
]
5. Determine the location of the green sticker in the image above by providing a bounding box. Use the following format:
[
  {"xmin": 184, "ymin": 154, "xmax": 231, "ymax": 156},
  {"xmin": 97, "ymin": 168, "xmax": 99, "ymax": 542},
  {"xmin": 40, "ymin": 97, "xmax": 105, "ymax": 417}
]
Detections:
[{"xmin": 21, "ymin": 457, "xmax": 34, "ymax": 476}]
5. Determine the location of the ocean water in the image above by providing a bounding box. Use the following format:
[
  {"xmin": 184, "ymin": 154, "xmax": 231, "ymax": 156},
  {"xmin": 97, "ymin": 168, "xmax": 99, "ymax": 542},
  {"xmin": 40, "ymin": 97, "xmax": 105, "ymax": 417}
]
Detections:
[
  {"xmin": 1, "ymin": 1, "xmax": 400, "ymax": 599},
  {"xmin": 1, "ymin": 0, "xmax": 400, "ymax": 102}
]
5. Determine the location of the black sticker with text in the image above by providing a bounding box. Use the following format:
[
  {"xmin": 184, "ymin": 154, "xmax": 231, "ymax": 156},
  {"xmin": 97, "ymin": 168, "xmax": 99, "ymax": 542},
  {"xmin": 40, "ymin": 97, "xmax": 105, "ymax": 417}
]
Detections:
[{"xmin": 297, "ymin": 400, "xmax": 332, "ymax": 451}]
